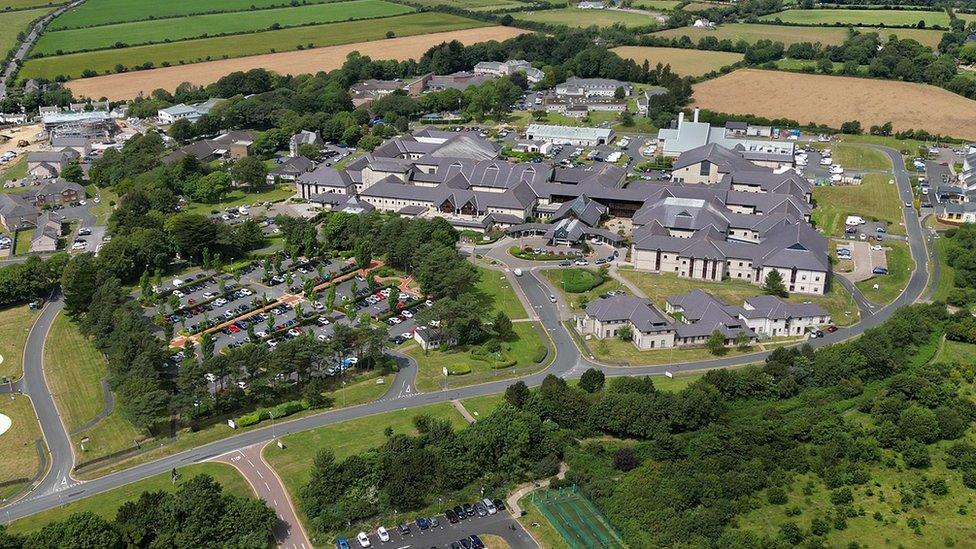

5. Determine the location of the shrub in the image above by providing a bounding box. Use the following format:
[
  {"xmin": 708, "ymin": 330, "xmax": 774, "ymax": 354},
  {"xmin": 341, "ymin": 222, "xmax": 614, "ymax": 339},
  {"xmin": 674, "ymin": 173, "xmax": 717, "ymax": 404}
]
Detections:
[
  {"xmin": 767, "ymin": 486, "xmax": 788, "ymax": 505},
  {"xmin": 561, "ymin": 268, "xmax": 603, "ymax": 293},
  {"xmin": 530, "ymin": 344, "xmax": 547, "ymax": 363},
  {"xmin": 492, "ymin": 359, "xmax": 516, "ymax": 369},
  {"xmin": 447, "ymin": 363, "xmax": 471, "ymax": 375}
]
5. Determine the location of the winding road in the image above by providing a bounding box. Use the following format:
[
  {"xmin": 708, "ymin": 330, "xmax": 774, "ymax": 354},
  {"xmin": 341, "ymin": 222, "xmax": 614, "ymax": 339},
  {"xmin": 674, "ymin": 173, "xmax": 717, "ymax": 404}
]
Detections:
[
  {"xmin": 0, "ymin": 0, "xmax": 86, "ymax": 99},
  {"xmin": 0, "ymin": 145, "xmax": 934, "ymax": 529}
]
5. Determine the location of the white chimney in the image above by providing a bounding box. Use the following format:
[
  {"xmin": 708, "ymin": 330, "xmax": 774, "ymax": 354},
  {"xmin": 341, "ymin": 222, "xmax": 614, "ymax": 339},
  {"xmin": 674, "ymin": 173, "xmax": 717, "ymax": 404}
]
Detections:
[
  {"xmin": 677, "ymin": 111, "xmax": 684, "ymax": 126},
  {"xmin": 693, "ymin": 108, "xmax": 700, "ymax": 123}
]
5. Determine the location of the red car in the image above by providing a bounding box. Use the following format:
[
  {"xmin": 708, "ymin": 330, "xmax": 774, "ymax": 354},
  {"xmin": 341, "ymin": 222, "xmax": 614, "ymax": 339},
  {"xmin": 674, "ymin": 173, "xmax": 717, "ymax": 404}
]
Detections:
[
  {"xmin": 228, "ymin": 325, "xmax": 240, "ymax": 334},
  {"xmin": 826, "ymin": 325, "xmax": 838, "ymax": 333}
]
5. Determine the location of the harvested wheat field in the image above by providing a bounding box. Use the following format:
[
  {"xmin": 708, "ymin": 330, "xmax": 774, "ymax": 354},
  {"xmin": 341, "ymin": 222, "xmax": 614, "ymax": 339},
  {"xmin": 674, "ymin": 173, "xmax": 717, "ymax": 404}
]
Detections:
[
  {"xmin": 612, "ymin": 46, "xmax": 743, "ymax": 77},
  {"xmin": 693, "ymin": 69, "xmax": 976, "ymax": 140},
  {"xmin": 67, "ymin": 26, "xmax": 526, "ymax": 100}
]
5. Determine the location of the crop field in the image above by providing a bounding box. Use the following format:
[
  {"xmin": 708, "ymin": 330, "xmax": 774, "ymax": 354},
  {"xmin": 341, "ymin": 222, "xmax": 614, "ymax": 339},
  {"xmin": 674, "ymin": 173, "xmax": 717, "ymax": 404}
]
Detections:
[
  {"xmin": 515, "ymin": 7, "xmax": 660, "ymax": 28},
  {"xmin": 408, "ymin": 0, "xmax": 528, "ymax": 11},
  {"xmin": 0, "ymin": 0, "xmax": 59, "ymax": 9},
  {"xmin": 633, "ymin": 0, "xmax": 680, "ymax": 9},
  {"xmin": 693, "ymin": 69, "xmax": 976, "ymax": 140},
  {"xmin": 48, "ymin": 0, "xmax": 334, "ymax": 29},
  {"xmin": 34, "ymin": 0, "xmax": 414, "ymax": 55},
  {"xmin": 22, "ymin": 12, "xmax": 488, "ymax": 80},
  {"xmin": 612, "ymin": 46, "xmax": 743, "ymax": 76},
  {"xmin": 760, "ymin": 8, "xmax": 949, "ymax": 27},
  {"xmin": 652, "ymin": 22, "xmax": 945, "ymax": 48},
  {"xmin": 65, "ymin": 26, "xmax": 525, "ymax": 100},
  {"xmin": 0, "ymin": 7, "xmax": 51, "ymax": 54}
]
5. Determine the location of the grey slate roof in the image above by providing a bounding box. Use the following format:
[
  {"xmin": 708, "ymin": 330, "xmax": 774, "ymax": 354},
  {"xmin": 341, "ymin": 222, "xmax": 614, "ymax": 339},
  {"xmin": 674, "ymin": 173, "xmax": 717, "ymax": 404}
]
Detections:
[
  {"xmin": 551, "ymin": 194, "xmax": 607, "ymax": 227},
  {"xmin": 584, "ymin": 295, "xmax": 674, "ymax": 333},
  {"xmin": 740, "ymin": 294, "xmax": 827, "ymax": 320}
]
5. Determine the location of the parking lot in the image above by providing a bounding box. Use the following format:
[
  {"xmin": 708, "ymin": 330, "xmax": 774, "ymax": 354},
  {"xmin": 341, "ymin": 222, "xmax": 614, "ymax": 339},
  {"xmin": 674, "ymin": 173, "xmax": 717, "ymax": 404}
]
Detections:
[
  {"xmin": 837, "ymin": 240, "xmax": 888, "ymax": 283},
  {"xmin": 340, "ymin": 499, "xmax": 536, "ymax": 549}
]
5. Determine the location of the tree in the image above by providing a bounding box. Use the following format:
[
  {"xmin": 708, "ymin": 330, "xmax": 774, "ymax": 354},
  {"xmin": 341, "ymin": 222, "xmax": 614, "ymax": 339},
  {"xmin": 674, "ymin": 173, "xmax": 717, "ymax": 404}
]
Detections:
[
  {"xmin": 762, "ymin": 270, "xmax": 788, "ymax": 297},
  {"xmin": 355, "ymin": 238, "xmax": 372, "ymax": 270},
  {"xmin": 613, "ymin": 86, "xmax": 626, "ymax": 99},
  {"xmin": 297, "ymin": 142, "xmax": 321, "ymax": 160},
  {"xmin": 201, "ymin": 332, "xmax": 215, "ymax": 361},
  {"xmin": 840, "ymin": 120, "xmax": 863, "ymax": 134},
  {"xmin": 492, "ymin": 311, "xmax": 513, "ymax": 340},
  {"xmin": 168, "ymin": 118, "xmax": 195, "ymax": 141},
  {"xmin": 188, "ymin": 171, "xmax": 231, "ymax": 203},
  {"xmin": 230, "ymin": 156, "xmax": 268, "ymax": 191},
  {"xmin": 735, "ymin": 331, "xmax": 752, "ymax": 351},
  {"xmin": 165, "ymin": 213, "xmax": 217, "ymax": 263},
  {"xmin": 388, "ymin": 286, "xmax": 400, "ymax": 313},
  {"xmin": 505, "ymin": 380, "xmax": 530, "ymax": 408},
  {"xmin": 617, "ymin": 325, "xmax": 633, "ymax": 341},
  {"xmin": 61, "ymin": 159, "xmax": 84, "ymax": 183},
  {"xmin": 706, "ymin": 329, "xmax": 728, "ymax": 356},
  {"xmin": 579, "ymin": 368, "xmax": 605, "ymax": 393},
  {"xmin": 618, "ymin": 110, "xmax": 634, "ymax": 127},
  {"xmin": 613, "ymin": 447, "xmax": 638, "ymax": 471}
]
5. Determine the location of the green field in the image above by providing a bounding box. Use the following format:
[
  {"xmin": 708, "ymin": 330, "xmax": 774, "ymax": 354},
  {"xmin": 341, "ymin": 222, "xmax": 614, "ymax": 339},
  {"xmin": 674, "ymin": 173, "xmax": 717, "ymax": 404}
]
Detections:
[
  {"xmin": 760, "ymin": 8, "xmax": 949, "ymax": 27},
  {"xmin": 475, "ymin": 266, "xmax": 528, "ymax": 320},
  {"xmin": 48, "ymin": 0, "xmax": 334, "ymax": 29},
  {"xmin": 0, "ymin": 0, "xmax": 62, "ymax": 10},
  {"xmin": 515, "ymin": 7, "xmax": 660, "ymax": 28},
  {"xmin": 612, "ymin": 45, "xmax": 743, "ymax": 77},
  {"xmin": 5, "ymin": 462, "xmax": 253, "ymax": 535},
  {"xmin": 0, "ymin": 394, "xmax": 43, "ymax": 500},
  {"xmin": 812, "ymin": 173, "xmax": 905, "ymax": 236},
  {"xmin": 1, "ymin": 157, "xmax": 27, "ymax": 183},
  {"xmin": 264, "ymin": 403, "xmax": 467, "ymax": 505},
  {"xmin": 408, "ymin": 321, "xmax": 548, "ymax": 392},
  {"xmin": 633, "ymin": 0, "xmax": 679, "ymax": 9},
  {"xmin": 460, "ymin": 393, "xmax": 505, "ymax": 419},
  {"xmin": 652, "ymin": 22, "xmax": 945, "ymax": 48},
  {"xmin": 586, "ymin": 335, "xmax": 763, "ymax": 366},
  {"xmin": 407, "ymin": 0, "xmax": 526, "ymax": 11},
  {"xmin": 0, "ymin": 304, "xmax": 38, "ymax": 381},
  {"xmin": 619, "ymin": 269, "xmax": 859, "ymax": 326},
  {"xmin": 34, "ymin": 0, "xmax": 414, "ymax": 55},
  {"xmin": 0, "ymin": 7, "xmax": 51, "ymax": 55},
  {"xmin": 855, "ymin": 239, "xmax": 913, "ymax": 305},
  {"xmin": 931, "ymin": 236, "xmax": 955, "ymax": 302},
  {"xmin": 830, "ymin": 143, "xmax": 892, "ymax": 171},
  {"xmin": 21, "ymin": 12, "xmax": 486, "ymax": 79}
]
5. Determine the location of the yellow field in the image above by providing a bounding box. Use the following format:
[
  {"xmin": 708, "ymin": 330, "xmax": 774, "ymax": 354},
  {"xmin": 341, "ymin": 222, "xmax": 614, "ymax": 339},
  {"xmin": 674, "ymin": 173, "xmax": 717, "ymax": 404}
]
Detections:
[
  {"xmin": 612, "ymin": 46, "xmax": 743, "ymax": 77},
  {"xmin": 652, "ymin": 23, "xmax": 945, "ymax": 48},
  {"xmin": 693, "ymin": 69, "xmax": 976, "ymax": 140}
]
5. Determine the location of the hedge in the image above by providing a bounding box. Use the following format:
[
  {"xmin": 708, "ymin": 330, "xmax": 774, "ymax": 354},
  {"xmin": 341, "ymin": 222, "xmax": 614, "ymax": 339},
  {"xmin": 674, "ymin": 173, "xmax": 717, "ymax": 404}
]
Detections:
[
  {"xmin": 234, "ymin": 399, "xmax": 308, "ymax": 427},
  {"xmin": 561, "ymin": 268, "xmax": 603, "ymax": 293},
  {"xmin": 447, "ymin": 363, "xmax": 471, "ymax": 375}
]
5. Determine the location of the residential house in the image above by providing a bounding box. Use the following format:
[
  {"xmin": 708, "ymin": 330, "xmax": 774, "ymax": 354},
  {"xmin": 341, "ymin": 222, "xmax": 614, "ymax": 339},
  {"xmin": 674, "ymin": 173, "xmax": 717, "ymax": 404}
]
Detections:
[
  {"xmin": 50, "ymin": 136, "xmax": 91, "ymax": 157},
  {"xmin": 26, "ymin": 148, "xmax": 80, "ymax": 178},
  {"xmin": 666, "ymin": 289, "xmax": 828, "ymax": 337},
  {"xmin": 0, "ymin": 193, "xmax": 39, "ymax": 231},
  {"xmin": 25, "ymin": 178, "xmax": 85, "ymax": 206},
  {"xmin": 162, "ymin": 130, "xmax": 256, "ymax": 163},
  {"xmin": 268, "ymin": 156, "xmax": 315, "ymax": 184},
  {"xmin": 30, "ymin": 212, "xmax": 61, "ymax": 253}
]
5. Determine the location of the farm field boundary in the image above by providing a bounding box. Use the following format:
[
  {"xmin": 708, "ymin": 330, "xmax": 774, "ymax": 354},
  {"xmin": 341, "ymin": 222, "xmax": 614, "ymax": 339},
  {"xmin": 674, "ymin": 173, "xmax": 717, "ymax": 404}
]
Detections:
[
  {"xmin": 48, "ymin": 0, "xmax": 336, "ymax": 30},
  {"xmin": 650, "ymin": 22, "xmax": 945, "ymax": 48},
  {"xmin": 22, "ymin": 12, "xmax": 487, "ymax": 80},
  {"xmin": 692, "ymin": 69, "xmax": 976, "ymax": 140},
  {"xmin": 65, "ymin": 26, "xmax": 527, "ymax": 100},
  {"xmin": 612, "ymin": 45, "xmax": 744, "ymax": 77}
]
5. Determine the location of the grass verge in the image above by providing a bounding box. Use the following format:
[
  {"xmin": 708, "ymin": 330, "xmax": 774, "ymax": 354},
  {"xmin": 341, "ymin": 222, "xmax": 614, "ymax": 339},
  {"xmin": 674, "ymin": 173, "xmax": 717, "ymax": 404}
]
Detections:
[
  {"xmin": 0, "ymin": 394, "xmax": 43, "ymax": 501},
  {"xmin": 855, "ymin": 239, "xmax": 913, "ymax": 305},
  {"xmin": 0, "ymin": 304, "xmax": 38, "ymax": 381}
]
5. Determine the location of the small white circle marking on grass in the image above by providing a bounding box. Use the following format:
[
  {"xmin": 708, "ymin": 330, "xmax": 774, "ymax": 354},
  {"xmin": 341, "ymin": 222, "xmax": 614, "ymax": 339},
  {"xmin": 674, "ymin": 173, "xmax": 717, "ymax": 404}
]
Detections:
[{"xmin": 0, "ymin": 413, "xmax": 11, "ymax": 437}]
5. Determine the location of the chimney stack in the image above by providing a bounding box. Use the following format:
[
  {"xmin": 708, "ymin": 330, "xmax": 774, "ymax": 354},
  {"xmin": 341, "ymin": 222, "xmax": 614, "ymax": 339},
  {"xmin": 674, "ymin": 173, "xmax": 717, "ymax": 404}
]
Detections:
[
  {"xmin": 693, "ymin": 107, "xmax": 700, "ymax": 123},
  {"xmin": 677, "ymin": 111, "xmax": 684, "ymax": 126}
]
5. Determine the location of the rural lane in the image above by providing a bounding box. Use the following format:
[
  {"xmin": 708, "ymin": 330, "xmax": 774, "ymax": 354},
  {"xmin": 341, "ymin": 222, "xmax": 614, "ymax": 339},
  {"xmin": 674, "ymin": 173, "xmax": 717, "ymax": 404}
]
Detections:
[
  {"xmin": 0, "ymin": 0, "xmax": 86, "ymax": 98},
  {"xmin": 0, "ymin": 145, "xmax": 933, "ymax": 526}
]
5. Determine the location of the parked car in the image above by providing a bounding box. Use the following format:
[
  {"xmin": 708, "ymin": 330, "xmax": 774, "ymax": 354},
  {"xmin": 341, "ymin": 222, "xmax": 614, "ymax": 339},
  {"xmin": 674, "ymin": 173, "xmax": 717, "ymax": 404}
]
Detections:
[
  {"xmin": 377, "ymin": 527, "xmax": 389, "ymax": 542},
  {"xmin": 872, "ymin": 266, "xmax": 889, "ymax": 275},
  {"xmin": 483, "ymin": 498, "xmax": 497, "ymax": 515},
  {"xmin": 396, "ymin": 524, "xmax": 410, "ymax": 535},
  {"xmin": 356, "ymin": 532, "xmax": 370, "ymax": 548},
  {"xmin": 445, "ymin": 509, "xmax": 458, "ymax": 523},
  {"xmin": 469, "ymin": 535, "xmax": 486, "ymax": 549},
  {"xmin": 336, "ymin": 537, "xmax": 351, "ymax": 549}
]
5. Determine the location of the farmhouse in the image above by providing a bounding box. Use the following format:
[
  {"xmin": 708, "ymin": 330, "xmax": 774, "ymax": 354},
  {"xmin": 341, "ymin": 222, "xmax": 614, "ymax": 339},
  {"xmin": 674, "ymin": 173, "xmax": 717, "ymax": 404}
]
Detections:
[
  {"xmin": 525, "ymin": 124, "xmax": 615, "ymax": 146},
  {"xmin": 656, "ymin": 109, "xmax": 794, "ymax": 166}
]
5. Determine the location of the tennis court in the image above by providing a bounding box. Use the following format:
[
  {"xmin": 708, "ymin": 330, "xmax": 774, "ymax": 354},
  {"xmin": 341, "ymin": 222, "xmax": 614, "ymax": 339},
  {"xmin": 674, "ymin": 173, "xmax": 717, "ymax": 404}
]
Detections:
[{"xmin": 531, "ymin": 485, "xmax": 625, "ymax": 548}]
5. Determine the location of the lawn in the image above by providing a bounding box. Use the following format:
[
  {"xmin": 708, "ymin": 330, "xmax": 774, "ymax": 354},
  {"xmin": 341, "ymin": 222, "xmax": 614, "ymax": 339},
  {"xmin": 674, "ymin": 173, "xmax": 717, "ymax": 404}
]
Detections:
[
  {"xmin": 619, "ymin": 269, "xmax": 859, "ymax": 326},
  {"xmin": 512, "ymin": 110, "xmax": 619, "ymax": 129},
  {"xmin": 74, "ymin": 371, "xmax": 392, "ymax": 479},
  {"xmin": 855, "ymin": 239, "xmax": 913, "ymax": 305},
  {"xmin": 0, "ymin": 156, "xmax": 27, "ymax": 182},
  {"xmin": 48, "ymin": 0, "xmax": 334, "ymax": 29},
  {"xmin": 830, "ymin": 143, "xmax": 892, "ymax": 171},
  {"xmin": 45, "ymin": 313, "xmax": 109, "ymax": 430},
  {"xmin": 611, "ymin": 46, "xmax": 743, "ymax": 77},
  {"xmin": 0, "ymin": 394, "xmax": 43, "ymax": 500},
  {"xmin": 543, "ymin": 268, "xmax": 627, "ymax": 311},
  {"xmin": 181, "ymin": 185, "xmax": 294, "ymax": 216},
  {"xmin": 932, "ymin": 338, "xmax": 976, "ymax": 365},
  {"xmin": 460, "ymin": 393, "xmax": 505, "ymax": 420},
  {"xmin": 759, "ymin": 8, "xmax": 949, "ymax": 27},
  {"xmin": 34, "ymin": 0, "xmax": 415, "ymax": 55},
  {"xmin": 812, "ymin": 174, "xmax": 904, "ymax": 237},
  {"xmin": 87, "ymin": 185, "xmax": 116, "ymax": 225},
  {"xmin": 0, "ymin": 7, "xmax": 51, "ymax": 56},
  {"xmin": 21, "ymin": 12, "xmax": 487, "ymax": 79},
  {"xmin": 518, "ymin": 495, "xmax": 571, "ymax": 549},
  {"xmin": 932, "ymin": 236, "xmax": 955, "ymax": 302},
  {"xmin": 475, "ymin": 266, "xmax": 528, "ymax": 321},
  {"xmin": 408, "ymin": 321, "xmax": 548, "ymax": 392},
  {"xmin": 264, "ymin": 403, "xmax": 466, "ymax": 506},
  {"xmin": 515, "ymin": 7, "xmax": 660, "ymax": 29},
  {"xmin": 0, "ymin": 0, "xmax": 62, "ymax": 9},
  {"xmin": 5, "ymin": 462, "xmax": 253, "ymax": 535},
  {"xmin": 633, "ymin": 0, "xmax": 679, "ymax": 9},
  {"xmin": 13, "ymin": 229, "xmax": 30, "ymax": 255},
  {"xmin": 0, "ymin": 304, "xmax": 38, "ymax": 382},
  {"xmin": 651, "ymin": 23, "xmax": 945, "ymax": 48},
  {"xmin": 586, "ymin": 335, "xmax": 763, "ymax": 367}
]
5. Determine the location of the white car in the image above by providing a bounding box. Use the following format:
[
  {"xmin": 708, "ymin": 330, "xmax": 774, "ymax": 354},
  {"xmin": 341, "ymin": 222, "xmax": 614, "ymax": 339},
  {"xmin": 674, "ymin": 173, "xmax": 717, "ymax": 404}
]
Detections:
[
  {"xmin": 357, "ymin": 532, "xmax": 371, "ymax": 548},
  {"xmin": 203, "ymin": 292, "xmax": 216, "ymax": 299},
  {"xmin": 215, "ymin": 298, "xmax": 227, "ymax": 306},
  {"xmin": 819, "ymin": 156, "xmax": 832, "ymax": 166},
  {"xmin": 317, "ymin": 334, "xmax": 328, "ymax": 341},
  {"xmin": 871, "ymin": 245, "xmax": 883, "ymax": 251},
  {"xmin": 573, "ymin": 259, "xmax": 588, "ymax": 266},
  {"xmin": 204, "ymin": 373, "xmax": 216, "ymax": 383},
  {"xmin": 240, "ymin": 288, "xmax": 253, "ymax": 296},
  {"xmin": 401, "ymin": 310, "xmax": 413, "ymax": 319},
  {"xmin": 377, "ymin": 527, "xmax": 390, "ymax": 542}
]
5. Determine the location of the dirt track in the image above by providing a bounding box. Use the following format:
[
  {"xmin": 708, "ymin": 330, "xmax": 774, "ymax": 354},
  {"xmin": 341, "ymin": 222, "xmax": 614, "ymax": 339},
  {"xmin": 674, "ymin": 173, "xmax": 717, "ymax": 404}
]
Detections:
[
  {"xmin": 66, "ymin": 27, "xmax": 527, "ymax": 101},
  {"xmin": 693, "ymin": 69, "xmax": 976, "ymax": 140}
]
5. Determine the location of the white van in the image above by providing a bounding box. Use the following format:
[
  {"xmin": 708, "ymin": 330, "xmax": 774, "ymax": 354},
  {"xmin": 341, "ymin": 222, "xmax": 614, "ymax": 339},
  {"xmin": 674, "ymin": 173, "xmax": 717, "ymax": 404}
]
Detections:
[
  {"xmin": 513, "ymin": 268, "xmax": 523, "ymax": 277},
  {"xmin": 483, "ymin": 498, "xmax": 497, "ymax": 515},
  {"xmin": 845, "ymin": 215, "xmax": 865, "ymax": 226}
]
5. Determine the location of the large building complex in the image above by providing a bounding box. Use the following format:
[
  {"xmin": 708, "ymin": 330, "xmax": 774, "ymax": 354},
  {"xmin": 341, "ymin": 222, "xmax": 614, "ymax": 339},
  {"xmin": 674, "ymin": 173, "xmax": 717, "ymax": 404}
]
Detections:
[{"xmin": 295, "ymin": 124, "xmax": 828, "ymax": 295}]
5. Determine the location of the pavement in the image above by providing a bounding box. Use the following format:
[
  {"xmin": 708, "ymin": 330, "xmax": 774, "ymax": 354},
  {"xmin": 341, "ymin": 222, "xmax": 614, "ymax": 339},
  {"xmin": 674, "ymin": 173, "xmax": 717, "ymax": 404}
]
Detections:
[
  {"xmin": 213, "ymin": 444, "xmax": 311, "ymax": 549},
  {"xmin": 0, "ymin": 146, "xmax": 934, "ymax": 538}
]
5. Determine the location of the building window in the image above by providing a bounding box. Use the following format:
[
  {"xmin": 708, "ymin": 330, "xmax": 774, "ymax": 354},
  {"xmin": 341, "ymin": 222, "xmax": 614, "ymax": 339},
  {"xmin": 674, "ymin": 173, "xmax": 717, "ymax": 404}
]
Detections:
[{"xmin": 699, "ymin": 160, "xmax": 711, "ymax": 177}]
